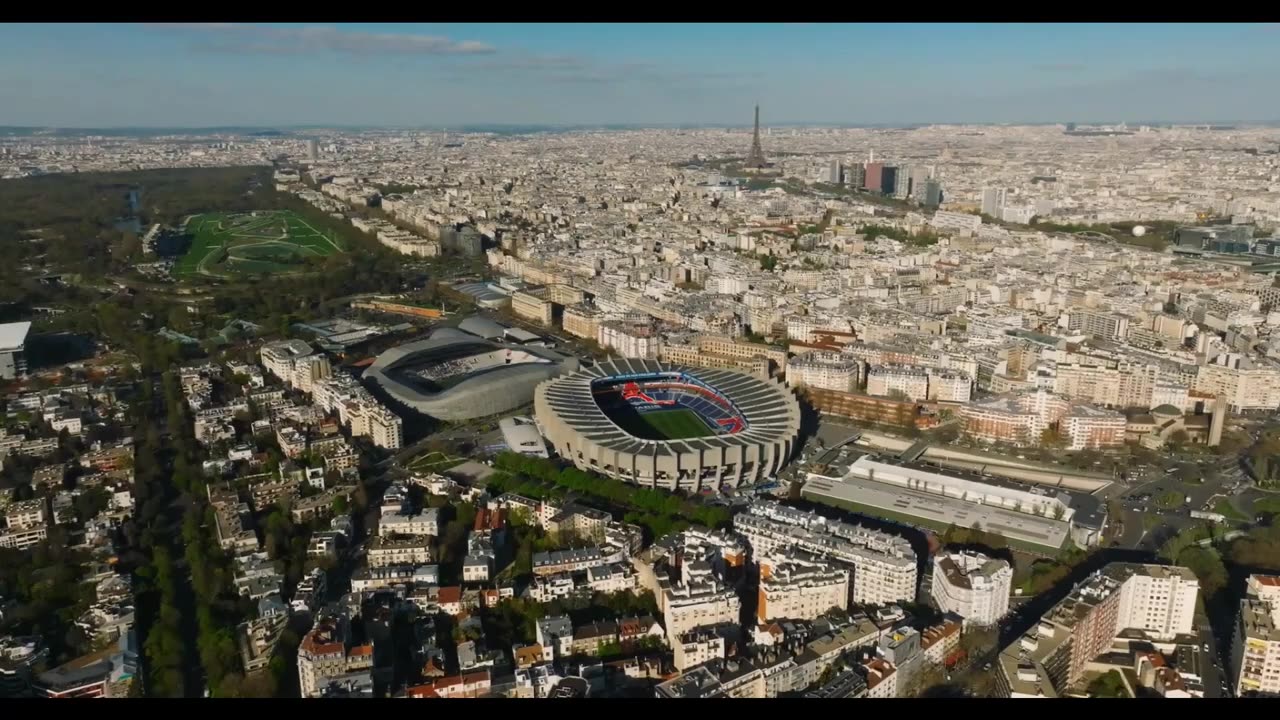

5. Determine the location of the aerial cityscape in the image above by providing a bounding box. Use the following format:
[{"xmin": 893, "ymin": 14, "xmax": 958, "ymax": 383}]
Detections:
[{"xmin": 4, "ymin": 21, "xmax": 1280, "ymax": 700}]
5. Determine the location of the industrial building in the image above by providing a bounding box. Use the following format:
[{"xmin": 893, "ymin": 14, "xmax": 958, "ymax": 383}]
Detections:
[{"xmin": 0, "ymin": 321, "xmax": 30, "ymax": 380}]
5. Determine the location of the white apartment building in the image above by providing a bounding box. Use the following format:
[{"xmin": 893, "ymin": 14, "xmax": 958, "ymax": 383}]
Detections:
[
  {"xmin": 1233, "ymin": 598, "xmax": 1280, "ymax": 697},
  {"xmin": 1234, "ymin": 575, "xmax": 1280, "ymax": 697},
  {"xmin": 260, "ymin": 339, "xmax": 317, "ymax": 384},
  {"xmin": 598, "ymin": 321, "xmax": 661, "ymax": 359},
  {"xmin": 930, "ymin": 210, "xmax": 982, "ymax": 236},
  {"xmin": 757, "ymin": 553, "xmax": 850, "ymax": 621},
  {"xmin": 4, "ymin": 499, "xmax": 46, "ymax": 529},
  {"xmin": 0, "ymin": 524, "xmax": 48, "ymax": 550},
  {"xmin": 926, "ymin": 370, "xmax": 973, "ymax": 403},
  {"xmin": 290, "ymin": 354, "xmax": 332, "ymax": 394},
  {"xmin": 930, "ymin": 551, "xmax": 1012, "ymax": 627},
  {"xmin": 866, "ymin": 364, "xmax": 930, "ymax": 400},
  {"xmin": 378, "ymin": 509, "xmax": 440, "ymax": 538},
  {"xmin": 733, "ymin": 502, "xmax": 917, "ymax": 606},
  {"xmin": 367, "ymin": 406, "xmax": 404, "ymax": 450},
  {"xmin": 1195, "ymin": 354, "xmax": 1280, "ymax": 412},
  {"xmin": 367, "ymin": 537, "xmax": 433, "ymax": 568},
  {"xmin": 786, "ymin": 351, "xmax": 861, "ymax": 392},
  {"xmin": 1116, "ymin": 564, "xmax": 1199, "ymax": 640},
  {"xmin": 662, "ymin": 583, "xmax": 742, "ymax": 645},
  {"xmin": 673, "ymin": 626, "xmax": 728, "ymax": 672}
]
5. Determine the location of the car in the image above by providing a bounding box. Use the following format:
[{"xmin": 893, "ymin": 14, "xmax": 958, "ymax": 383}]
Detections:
[
  {"xmin": 1203, "ymin": 644, "xmax": 1210, "ymax": 652},
  {"xmin": 983, "ymin": 663, "xmax": 992, "ymax": 671}
]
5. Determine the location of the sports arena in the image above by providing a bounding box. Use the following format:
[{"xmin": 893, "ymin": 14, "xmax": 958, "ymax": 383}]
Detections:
[
  {"xmin": 534, "ymin": 358, "xmax": 802, "ymax": 491},
  {"xmin": 365, "ymin": 327, "xmax": 578, "ymax": 422}
]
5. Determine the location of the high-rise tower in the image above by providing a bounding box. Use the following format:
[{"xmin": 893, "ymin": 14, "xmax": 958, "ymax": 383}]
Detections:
[{"xmin": 747, "ymin": 105, "xmax": 767, "ymax": 168}]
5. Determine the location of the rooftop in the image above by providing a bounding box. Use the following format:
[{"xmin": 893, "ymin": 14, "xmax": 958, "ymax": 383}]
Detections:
[{"xmin": 0, "ymin": 321, "xmax": 31, "ymax": 352}]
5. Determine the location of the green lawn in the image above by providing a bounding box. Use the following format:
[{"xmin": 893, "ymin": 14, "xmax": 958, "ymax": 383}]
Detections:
[
  {"xmin": 1253, "ymin": 497, "xmax": 1280, "ymax": 517},
  {"xmin": 407, "ymin": 451, "xmax": 465, "ymax": 473},
  {"xmin": 612, "ymin": 408, "xmax": 715, "ymax": 440},
  {"xmin": 176, "ymin": 210, "xmax": 345, "ymax": 279},
  {"xmin": 1214, "ymin": 498, "xmax": 1247, "ymax": 522}
]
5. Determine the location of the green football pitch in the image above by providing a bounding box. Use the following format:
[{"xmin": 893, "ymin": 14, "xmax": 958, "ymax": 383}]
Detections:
[
  {"xmin": 175, "ymin": 210, "xmax": 346, "ymax": 280},
  {"xmin": 611, "ymin": 407, "xmax": 715, "ymax": 440}
]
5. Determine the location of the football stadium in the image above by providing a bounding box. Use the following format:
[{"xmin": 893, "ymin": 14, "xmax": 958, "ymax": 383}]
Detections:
[
  {"xmin": 364, "ymin": 327, "xmax": 579, "ymax": 422},
  {"xmin": 534, "ymin": 358, "xmax": 802, "ymax": 491}
]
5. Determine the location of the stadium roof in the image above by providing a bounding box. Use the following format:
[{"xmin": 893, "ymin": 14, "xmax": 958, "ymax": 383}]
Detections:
[
  {"xmin": 458, "ymin": 316, "xmax": 507, "ymax": 340},
  {"xmin": 0, "ymin": 321, "xmax": 31, "ymax": 352},
  {"xmin": 539, "ymin": 357, "xmax": 800, "ymax": 457}
]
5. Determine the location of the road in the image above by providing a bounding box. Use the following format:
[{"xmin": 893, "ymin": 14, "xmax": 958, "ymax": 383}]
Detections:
[
  {"xmin": 1108, "ymin": 455, "xmax": 1252, "ymax": 550},
  {"xmin": 1197, "ymin": 618, "xmax": 1229, "ymax": 698}
]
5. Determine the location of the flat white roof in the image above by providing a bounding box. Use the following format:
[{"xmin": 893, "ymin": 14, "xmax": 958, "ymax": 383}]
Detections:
[
  {"xmin": 804, "ymin": 472, "xmax": 1070, "ymax": 551},
  {"xmin": 0, "ymin": 322, "xmax": 31, "ymax": 352}
]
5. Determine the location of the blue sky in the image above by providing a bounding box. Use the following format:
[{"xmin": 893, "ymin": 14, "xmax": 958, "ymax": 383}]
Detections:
[{"xmin": 2, "ymin": 23, "xmax": 1277, "ymax": 127}]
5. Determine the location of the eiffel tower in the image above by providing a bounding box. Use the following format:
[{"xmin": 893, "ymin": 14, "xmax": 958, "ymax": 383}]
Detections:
[{"xmin": 747, "ymin": 104, "xmax": 768, "ymax": 168}]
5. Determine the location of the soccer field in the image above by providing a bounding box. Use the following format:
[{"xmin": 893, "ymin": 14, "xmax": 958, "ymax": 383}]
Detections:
[
  {"xmin": 175, "ymin": 210, "xmax": 346, "ymax": 280},
  {"xmin": 612, "ymin": 407, "xmax": 715, "ymax": 440}
]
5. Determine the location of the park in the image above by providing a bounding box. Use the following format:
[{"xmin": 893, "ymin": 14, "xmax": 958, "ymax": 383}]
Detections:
[{"xmin": 174, "ymin": 210, "xmax": 346, "ymax": 280}]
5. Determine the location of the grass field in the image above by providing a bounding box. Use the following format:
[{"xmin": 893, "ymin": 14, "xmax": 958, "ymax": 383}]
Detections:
[
  {"xmin": 175, "ymin": 210, "xmax": 346, "ymax": 279},
  {"xmin": 611, "ymin": 407, "xmax": 715, "ymax": 440}
]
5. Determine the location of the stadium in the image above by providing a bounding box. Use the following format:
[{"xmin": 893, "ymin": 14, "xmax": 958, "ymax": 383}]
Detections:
[
  {"xmin": 534, "ymin": 358, "xmax": 802, "ymax": 491},
  {"xmin": 364, "ymin": 327, "xmax": 579, "ymax": 422}
]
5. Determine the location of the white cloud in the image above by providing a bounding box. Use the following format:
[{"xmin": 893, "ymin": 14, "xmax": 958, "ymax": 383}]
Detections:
[{"xmin": 151, "ymin": 23, "xmax": 495, "ymax": 56}]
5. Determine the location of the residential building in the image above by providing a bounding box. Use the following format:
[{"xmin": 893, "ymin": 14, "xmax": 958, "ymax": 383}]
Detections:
[
  {"xmin": 931, "ymin": 551, "xmax": 1012, "ymax": 627},
  {"xmin": 757, "ymin": 549, "xmax": 850, "ymax": 621}
]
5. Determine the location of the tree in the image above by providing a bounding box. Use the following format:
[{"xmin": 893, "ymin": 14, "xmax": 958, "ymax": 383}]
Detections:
[
  {"xmin": 1040, "ymin": 427, "xmax": 1066, "ymax": 448},
  {"xmin": 331, "ymin": 496, "xmax": 349, "ymax": 515}
]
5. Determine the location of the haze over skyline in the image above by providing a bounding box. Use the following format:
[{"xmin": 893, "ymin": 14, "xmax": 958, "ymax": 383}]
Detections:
[{"xmin": 3, "ymin": 22, "xmax": 1279, "ymax": 128}]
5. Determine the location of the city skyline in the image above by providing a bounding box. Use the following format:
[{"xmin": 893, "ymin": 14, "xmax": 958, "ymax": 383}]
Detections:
[{"xmin": 2, "ymin": 23, "xmax": 1279, "ymax": 127}]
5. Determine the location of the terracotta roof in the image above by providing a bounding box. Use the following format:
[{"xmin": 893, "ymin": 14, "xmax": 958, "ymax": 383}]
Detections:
[
  {"xmin": 1254, "ymin": 575, "xmax": 1280, "ymax": 587},
  {"xmin": 438, "ymin": 586, "xmax": 462, "ymax": 603},
  {"xmin": 349, "ymin": 643, "xmax": 373, "ymax": 657}
]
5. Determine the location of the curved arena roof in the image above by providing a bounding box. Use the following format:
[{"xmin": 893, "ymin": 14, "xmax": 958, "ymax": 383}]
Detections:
[
  {"xmin": 365, "ymin": 327, "xmax": 578, "ymax": 422},
  {"xmin": 534, "ymin": 357, "xmax": 802, "ymax": 490}
]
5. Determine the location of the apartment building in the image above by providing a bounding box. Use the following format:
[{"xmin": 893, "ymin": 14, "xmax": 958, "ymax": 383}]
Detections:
[
  {"xmin": 866, "ymin": 364, "xmax": 931, "ymax": 400},
  {"xmin": 511, "ymin": 288, "xmax": 553, "ymax": 326},
  {"xmin": 673, "ymin": 625, "xmax": 730, "ymax": 672},
  {"xmin": 931, "ymin": 551, "xmax": 1012, "ymax": 627},
  {"xmin": 734, "ymin": 501, "xmax": 917, "ymax": 606},
  {"xmin": 561, "ymin": 304, "xmax": 602, "ymax": 340},
  {"xmin": 367, "ymin": 536, "xmax": 433, "ymax": 568},
  {"xmin": 920, "ymin": 620, "xmax": 963, "ymax": 667},
  {"xmin": 598, "ymin": 320, "xmax": 660, "ymax": 359},
  {"xmin": 930, "ymin": 210, "xmax": 982, "ymax": 236},
  {"xmin": 1195, "ymin": 354, "xmax": 1280, "ymax": 412},
  {"xmin": 259, "ymin": 339, "xmax": 318, "ymax": 384},
  {"xmin": 859, "ymin": 657, "xmax": 899, "ymax": 698},
  {"xmin": 757, "ymin": 551, "xmax": 850, "ymax": 621},
  {"xmin": 290, "ymin": 354, "xmax": 333, "ymax": 394},
  {"xmin": 996, "ymin": 563, "xmax": 1199, "ymax": 697},
  {"xmin": 378, "ymin": 508, "xmax": 440, "ymax": 538},
  {"xmin": 663, "ymin": 583, "xmax": 742, "ymax": 644},
  {"xmin": 960, "ymin": 389, "xmax": 1125, "ymax": 449},
  {"xmin": 926, "ymin": 370, "xmax": 973, "ymax": 403},
  {"xmin": 367, "ymin": 406, "xmax": 404, "ymax": 450},
  {"xmin": 1067, "ymin": 309, "xmax": 1130, "ymax": 341},
  {"xmin": 1054, "ymin": 362, "xmax": 1123, "ymax": 407},
  {"xmin": 297, "ymin": 617, "xmax": 374, "ymax": 699},
  {"xmin": 1232, "ymin": 575, "xmax": 1280, "ymax": 697},
  {"xmin": 786, "ymin": 351, "xmax": 861, "ymax": 392},
  {"xmin": 5, "ymin": 499, "xmax": 46, "ymax": 529},
  {"xmin": 661, "ymin": 334, "xmax": 784, "ymax": 379},
  {"xmin": 1060, "ymin": 405, "xmax": 1127, "ymax": 450}
]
